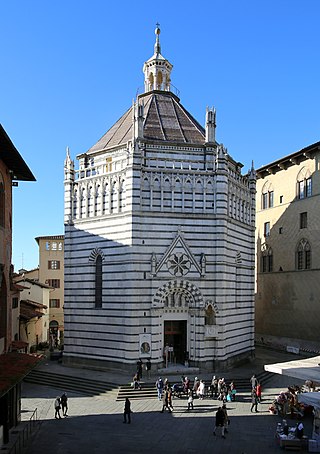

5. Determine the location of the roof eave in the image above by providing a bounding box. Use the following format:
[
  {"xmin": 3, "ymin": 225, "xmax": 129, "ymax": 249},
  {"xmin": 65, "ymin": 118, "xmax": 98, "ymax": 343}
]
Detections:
[
  {"xmin": 0, "ymin": 124, "xmax": 36, "ymax": 182},
  {"xmin": 256, "ymin": 142, "xmax": 320, "ymax": 179}
]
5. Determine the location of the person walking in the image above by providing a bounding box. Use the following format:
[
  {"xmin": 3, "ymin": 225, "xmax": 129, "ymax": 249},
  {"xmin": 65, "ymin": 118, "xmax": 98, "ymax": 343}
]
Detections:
[
  {"xmin": 213, "ymin": 407, "xmax": 226, "ymax": 438},
  {"xmin": 187, "ymin": 390, "xmax": 194, "ymax": 411},
  {"xmin": 230, "ymin": 381, "xmax": 237, "ymax": 402},
  {"xmin": 250, "ymin": 374, "xmax": 258, "ymax": 389},
  {"xmin": 222, "ymin": 403, "xmax": 229, "ymax": 434},
  {"xmin": 193, "ymin": 377, "xmax": 200, "ymax": 396},
  {"xmin": 167, "ymin": 387, "xmax": 174, "ymax": 412},
  {"xmin": 156, "ymin": 377, "xmax": 163, "ymax": 400},
  {"xmin": 146, "ymin": 359, "xmax": 151, "ymax": 379},
  {"xmin": 256, "ymin": 382, "xmax": 262, "ymax": 403},
  {"xmin": 60, "ymin": 392, "xmax": 68, "ymax": 416},
  {"xmin": 123, "ymin": 397, "xmax": 132, "ymax": 423},
  {"xmin": 250, "ymin": 388, "xmax": 259, "ymax": 412},
  {"xmin": 136, "ymin": 359, "xmax": 143, "ymax": 381},
  {"xmin": 184, "ymin": 376, "xmax": 190, "ymax": 395},
  {"xmin": 54, "ymin": 396, "xmax": 62, "ymax": 419},
  {"xmin": 161, "ymin": 387, "xmax": 171, "ymax": 413},
  {"xmin": 198, "ymin": 380, "xmax": 205, "ymax": 400},
  {"xmin": 211, "ymin": 375, "xmax": 218, "ymax": 398}
]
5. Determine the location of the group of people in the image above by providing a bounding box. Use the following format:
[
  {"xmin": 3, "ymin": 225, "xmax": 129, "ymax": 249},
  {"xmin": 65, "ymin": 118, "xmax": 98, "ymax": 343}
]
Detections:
[
  {"xmin": 155, "ymin": 377, "xmax": 174, "ymax": 412},
  {"xmin": 54, "ymin": 392, "xmax": 68, "ymax": 419},
  {"xmin": 210, "ymin": 376, "xmax": 237, "ymax": 402},
  {"xmin": 269, "ymin": 385, "xmax": 305, "ymax": 417}
]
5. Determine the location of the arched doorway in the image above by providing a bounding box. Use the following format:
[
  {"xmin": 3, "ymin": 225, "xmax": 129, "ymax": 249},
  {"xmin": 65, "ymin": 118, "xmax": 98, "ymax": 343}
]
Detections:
[
  {"xmin": 154, "ymin": 280, "xmax": 203, "ymax": 365},
  {"xmin": 49, "ymin": 320, "xmax": 59, "ymax": 348}
]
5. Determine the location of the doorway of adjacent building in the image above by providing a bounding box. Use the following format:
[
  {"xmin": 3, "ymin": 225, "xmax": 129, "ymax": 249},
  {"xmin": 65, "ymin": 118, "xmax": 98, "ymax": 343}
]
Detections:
[{"xmin": 164, "ymin": 320, "xmax": 187, "ymax": 365}]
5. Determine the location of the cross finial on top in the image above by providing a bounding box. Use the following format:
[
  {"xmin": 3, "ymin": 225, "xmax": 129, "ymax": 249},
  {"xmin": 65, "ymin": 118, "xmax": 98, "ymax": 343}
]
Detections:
[{"xmin": 154, "ymin": 23, "xmax": 161, "ymax": 53}]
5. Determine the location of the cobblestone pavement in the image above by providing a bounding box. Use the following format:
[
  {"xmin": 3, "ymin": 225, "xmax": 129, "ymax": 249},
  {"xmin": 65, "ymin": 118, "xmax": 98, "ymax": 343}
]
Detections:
[{"xmin": 19, "ymin": 349, "xmax": 313, "ymax": 454}]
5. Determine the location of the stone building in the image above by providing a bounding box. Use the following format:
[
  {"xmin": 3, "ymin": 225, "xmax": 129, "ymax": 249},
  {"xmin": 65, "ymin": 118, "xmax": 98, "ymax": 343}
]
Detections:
[
  {"xmin": 63, "ymin": 27, "xmax": 256, "ymax": 373},
  {"xmin": 0, "ymin": 124, "xmax": 41, "ymax": 448},
  {"xmin": 255, "ymin": 142, "xmax": 320, "ymax": 346},
  {"xmin": 35, "ymin": 235, "xmax": 65, "ymax": 347}
]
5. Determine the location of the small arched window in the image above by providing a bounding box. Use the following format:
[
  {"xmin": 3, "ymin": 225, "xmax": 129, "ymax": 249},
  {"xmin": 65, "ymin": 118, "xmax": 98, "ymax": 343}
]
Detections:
[
  {"xmin": 95, "ymin": 255, "xmax": 103, "ymax": 308},
  {"xmin": 157, "ymin": 71, "xmax": 163, "ymax": 89},
  {"xmin": 148, "ymin": 73, "xmax": 154, "ymax": 90}
]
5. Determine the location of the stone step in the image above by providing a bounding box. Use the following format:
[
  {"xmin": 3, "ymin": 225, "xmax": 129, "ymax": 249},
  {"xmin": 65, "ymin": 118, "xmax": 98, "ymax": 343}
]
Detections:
[
  {"xmin": 115, "ymin": 371, "xmax": 275, "ymax": 401},
  {"xmin": 24, "ymin": 369, "xmax": 119, "ymax": 397}
]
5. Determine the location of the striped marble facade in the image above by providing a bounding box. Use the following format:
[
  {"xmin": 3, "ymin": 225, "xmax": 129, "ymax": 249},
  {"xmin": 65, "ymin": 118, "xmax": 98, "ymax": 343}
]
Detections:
[{"xmin": 63, "ymin": 29, "xmax": 256, "ymax": 372}]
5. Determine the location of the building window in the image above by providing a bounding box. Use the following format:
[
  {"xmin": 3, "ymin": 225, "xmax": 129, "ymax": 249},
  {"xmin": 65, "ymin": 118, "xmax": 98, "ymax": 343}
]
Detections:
[
  {"xmin": 300, "ymin": 212, "xmax": 307, "ymax": 229},
  {"xmin": 264, "ymin": 222, "xmax": 270, "ymax": 237},
  {"xmin": 49, "ymin": 299, "xmax": 60, "ymax": 308},
  {"xmin": 46, "ymin": 241, "xmax": 50, "ymax": 250},
  {"xmin": 280, "ymin": 195, "xmax": 283, "ymax": 204},
  {"xmin": 261, "ymin": 246, "xmax": 273, "ymax": 272},
  {"xmin": 297, "ymin": 176, "xmax": 312, "ymax": 199},
  {"xmin": 51, "ymin": 242, "xmax": 57, "ymax": 250},
  {"xmin": 48, "ymin": 260, "xmax": 60, "ymax": 270},
  {"xmin": 296, "ymin": 239, "xmax": 311, "ymax": 270},
  {"xmin": 58, "ymin": 242, "xmax": 63, "ymax": 251},
  {"xmin": 106, "ymin": 157, "xmax": 112, "ymax": 173},
  {"xmin": 262, "ymin": 191, "xmax": 273, "ymax": 209},
  {"xmin": 279, "ymin": 227, "xmax": 283, "ymax": 234},
  {"xmin": 47, "ymin": 279, "xmax": 60, "ymax": 288},
  {"xmin": 12, "ymin": 297, "xmax": 18, "ymax": 308},
  {"xmin": 95, "ymin": 255, "xmax": 102, "ymax": 308}
]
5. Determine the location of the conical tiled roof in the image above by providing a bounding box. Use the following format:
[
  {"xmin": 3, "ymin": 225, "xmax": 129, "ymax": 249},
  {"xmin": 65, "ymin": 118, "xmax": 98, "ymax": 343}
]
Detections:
[{"xmin": 87, "ymin": 91, "xmax": 205, "ymax": 153}]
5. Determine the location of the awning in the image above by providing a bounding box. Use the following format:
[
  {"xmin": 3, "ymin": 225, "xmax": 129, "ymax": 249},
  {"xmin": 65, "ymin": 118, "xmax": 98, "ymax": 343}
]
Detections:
[
  {"xmin": 298, "ymin": 392, "xmax": 320, "ymax": 410},
  {"xmin": 264, "ymin": 355, "xmax": 320, "ymax": 383},
  {"xmin": 0, "ymin": 352, "xmax": 43, "ymax": 398}
]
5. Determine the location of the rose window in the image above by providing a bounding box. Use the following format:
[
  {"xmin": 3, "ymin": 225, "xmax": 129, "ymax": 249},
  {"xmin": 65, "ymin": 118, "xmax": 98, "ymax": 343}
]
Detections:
[{"xmin": 167, "ymin": 253, "xmax": 191, "ymax": 276}]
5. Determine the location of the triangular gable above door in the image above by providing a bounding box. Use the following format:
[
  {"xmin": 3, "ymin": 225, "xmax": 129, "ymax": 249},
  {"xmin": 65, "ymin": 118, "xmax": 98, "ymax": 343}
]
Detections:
[{"xmin": 153, "ymin": 229, "xmax": 203, "ymax": 277}]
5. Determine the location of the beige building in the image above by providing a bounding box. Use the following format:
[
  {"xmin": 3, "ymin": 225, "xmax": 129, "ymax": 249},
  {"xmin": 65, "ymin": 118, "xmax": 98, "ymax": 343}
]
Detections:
[
  {"xmin": 35, "ymin": 235, "xmax": 64, "ymax": 346},
  {"xmin": 12, "ymin": 277, "xmax": 50, "ymax": 350},
  {"xmin": 255, "ymin": 141, "xmax": 320, "ymax": 345}
]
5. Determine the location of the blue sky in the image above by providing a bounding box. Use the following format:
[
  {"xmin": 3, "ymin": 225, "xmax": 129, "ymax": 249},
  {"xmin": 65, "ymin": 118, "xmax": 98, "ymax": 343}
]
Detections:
[{"xmin": 1, "ymin": 0, "xmax": 320, "ymax": 270}]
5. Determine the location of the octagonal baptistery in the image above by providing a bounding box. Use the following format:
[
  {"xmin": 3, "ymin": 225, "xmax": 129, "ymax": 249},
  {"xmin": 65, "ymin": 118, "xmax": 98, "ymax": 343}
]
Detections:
[{"xmin": 63, "ymin": 26, "xmax": 256, "ymax": 373}]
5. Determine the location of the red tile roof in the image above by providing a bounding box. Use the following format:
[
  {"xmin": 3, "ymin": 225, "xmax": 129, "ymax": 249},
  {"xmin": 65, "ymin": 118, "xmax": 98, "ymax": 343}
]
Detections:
[{"xmin": 0, "ymin": 352, "xmax": 43, "ymax": 398}]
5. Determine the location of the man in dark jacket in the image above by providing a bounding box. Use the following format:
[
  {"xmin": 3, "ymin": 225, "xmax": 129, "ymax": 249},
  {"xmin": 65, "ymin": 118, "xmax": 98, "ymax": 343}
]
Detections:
[
  {"xmin": 213, "ymin": 407, "xmax": 226, "ymax": 438},
  {"xmin": 123, "ymin": 398, "xmax": 132, "ymax": 423}
]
